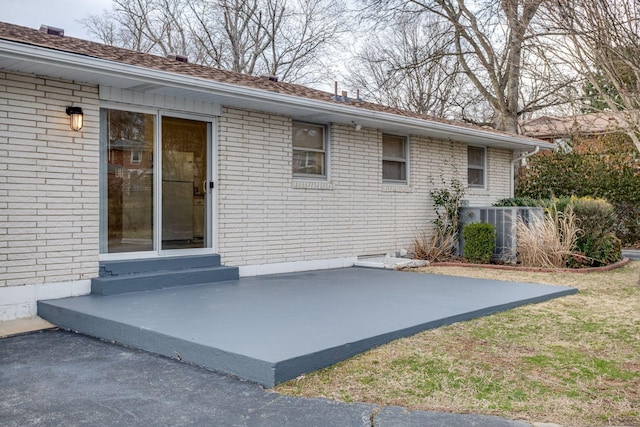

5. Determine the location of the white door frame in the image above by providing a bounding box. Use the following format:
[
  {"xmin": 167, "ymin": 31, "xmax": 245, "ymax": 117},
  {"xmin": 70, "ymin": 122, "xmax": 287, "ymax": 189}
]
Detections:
[{"xmin": 99, "ymin": 103, "xmax": 218, "ymax": 261}]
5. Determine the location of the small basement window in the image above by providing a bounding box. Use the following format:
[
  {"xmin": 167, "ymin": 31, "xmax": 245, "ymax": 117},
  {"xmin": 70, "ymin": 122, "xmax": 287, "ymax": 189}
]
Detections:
[{"xmin": 382, "ymin": 134, "xmax": 407, "ymax": 183}]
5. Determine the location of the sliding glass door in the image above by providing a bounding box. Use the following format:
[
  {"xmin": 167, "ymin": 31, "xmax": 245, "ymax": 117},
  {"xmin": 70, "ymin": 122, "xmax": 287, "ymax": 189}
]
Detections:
[
  {"xmin": 161, "ymin": 116, "xmax": 207, "ymax": 250},
  {"xmin": 100, "ymin": 108, "xmax": 213, "ymax": 256}
]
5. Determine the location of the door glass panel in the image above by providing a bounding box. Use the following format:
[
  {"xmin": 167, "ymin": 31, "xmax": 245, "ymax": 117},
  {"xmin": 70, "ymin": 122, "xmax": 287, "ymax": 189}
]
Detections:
[
  {"xmin": 103, "ymin": 109, "xmax": 155, "ymax": 253},
  {"xmin": 161, "ymin": 117, "xmax": 207, "ymax": 250}
]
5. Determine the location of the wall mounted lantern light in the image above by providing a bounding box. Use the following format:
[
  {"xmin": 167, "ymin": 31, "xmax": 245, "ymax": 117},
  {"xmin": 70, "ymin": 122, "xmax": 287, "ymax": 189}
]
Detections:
[{"xmin": 65, "ymin": 106, "xmax": 84, "ymax": 131}]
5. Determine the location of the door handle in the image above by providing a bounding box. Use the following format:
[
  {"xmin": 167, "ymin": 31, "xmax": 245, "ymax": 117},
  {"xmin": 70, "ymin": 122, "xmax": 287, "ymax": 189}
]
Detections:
[{"xmin": 203, "ymin": 180, "xmax": 215, "ymax": 192}]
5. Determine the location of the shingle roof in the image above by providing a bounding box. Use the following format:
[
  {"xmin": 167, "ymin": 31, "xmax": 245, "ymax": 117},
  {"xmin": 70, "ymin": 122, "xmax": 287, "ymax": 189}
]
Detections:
[
  {"xmin": 0, "ymin": 21, "xmax": 541, "ymax": 143},
  {"xmin": 520, "ymin": 113, "xmax": 623, "ymax": 140}
]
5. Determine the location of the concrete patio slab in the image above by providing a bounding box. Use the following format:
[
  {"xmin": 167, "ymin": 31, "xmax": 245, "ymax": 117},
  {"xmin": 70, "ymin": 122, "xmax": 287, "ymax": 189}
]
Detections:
[{"xmin": 38, "ymin": 267, "xmax": 577, "ymax": 387}]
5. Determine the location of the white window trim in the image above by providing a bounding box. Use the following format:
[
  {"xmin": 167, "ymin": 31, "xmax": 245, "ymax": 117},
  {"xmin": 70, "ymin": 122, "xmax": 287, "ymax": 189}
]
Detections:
[
  {"xmin": 468, "ymin": 145, "xmax": 487, "ymax": 189},
  {"xmin": 130, "ymin": 150, "xmax": 142, "ymax": 164},
  {"xmin": 382, "ymin": 133, "xmax": 409, "ymax": 184},
  {"xmin": 292, "ymin": 121, "xmax": 330, "ymax": 181}
]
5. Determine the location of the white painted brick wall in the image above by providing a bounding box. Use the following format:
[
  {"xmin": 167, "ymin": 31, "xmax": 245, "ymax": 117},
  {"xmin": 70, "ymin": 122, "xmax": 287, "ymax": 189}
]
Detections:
[
  {"xmin": 0, "ymin": 71, "xmax": 100, "ymax": 290},
  {"xmin": 0, "ymin": 70, "xmax": 514, "ymax": 299},
  {"xmin": 466, "ymin": 147, "xmax": 514, "ymax": 205},
  {"xmin": 218, "ymin": 107, "xmax": 514, "ymax": 266}
]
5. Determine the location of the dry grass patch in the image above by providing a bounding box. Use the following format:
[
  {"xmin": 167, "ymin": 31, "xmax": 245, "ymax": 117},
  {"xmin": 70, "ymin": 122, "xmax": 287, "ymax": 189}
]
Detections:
[{"xmin": 275, "ymin": 262, "xmax": 640, "ymax": 426}]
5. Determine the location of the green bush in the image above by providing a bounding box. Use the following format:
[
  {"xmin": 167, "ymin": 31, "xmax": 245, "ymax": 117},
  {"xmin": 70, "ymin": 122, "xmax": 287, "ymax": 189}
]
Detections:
[
  {"xmin": 572, "ymin": 197, "xmax": 615, "ymax": 236},
  {"xmin": 571, "ymin": 197, "xmax": 621, "ymax": 266},
  {"xmin": 493, "ymin": 197, "xmax": 541, "ymax": 207},
  {"xmin": 613, "ymin": 201, "xmax": 640, "ymax": 246},
  {"xmin": 463, "ymin": 223, "xmax": 497, "ymax": 263},
  {"xmin": 516, "ymin": 134, "xmax": 640, "ymax": 246}
]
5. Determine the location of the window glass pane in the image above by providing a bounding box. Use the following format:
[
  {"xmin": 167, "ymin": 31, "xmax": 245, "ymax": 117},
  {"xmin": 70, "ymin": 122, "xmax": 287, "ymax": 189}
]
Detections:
[
  {"xmin": 383, "ymin": 135, "xmax": 406, "ymax": 158},
  {"xmin": 293, "ymin": 150, "xmax": 325, "ymax": 175},
  {"xmin": 468, "ymin": 168, "xmax": 484, "ymax": 186},
  {"xmin": 293, "ymin": 123, "xmax": 324, "ymax": 150},
  {"xmin": 161, "ymin": 116, "xmax": 208, "ymax": 250},
  {"xmin": 383, "ymin": 160, "xmax": 406, "ymax": 181},
  {"xmin": 468, "ymin": 146, "xmax": 484, "ymax": 167},
  {"xmin": 103, "ymin": 109, "xmax": 155, "ymax": 253}
]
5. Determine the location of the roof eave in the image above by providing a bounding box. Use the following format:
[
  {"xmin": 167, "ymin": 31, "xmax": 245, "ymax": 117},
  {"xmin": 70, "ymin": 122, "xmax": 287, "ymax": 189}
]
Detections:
[{"xmin": 0, "ymin": 39, "xmax": 553, "ymax": 151}]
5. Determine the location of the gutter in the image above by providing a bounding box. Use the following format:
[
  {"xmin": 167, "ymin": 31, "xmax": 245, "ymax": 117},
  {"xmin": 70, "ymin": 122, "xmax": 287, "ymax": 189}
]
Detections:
[
  {"xmin": 510, "ymin": 146, "xmax": 541, "ymax": 197},
  {"xmin": 0, "ymin": 39, "xmax": 554, "ymax": 150}
]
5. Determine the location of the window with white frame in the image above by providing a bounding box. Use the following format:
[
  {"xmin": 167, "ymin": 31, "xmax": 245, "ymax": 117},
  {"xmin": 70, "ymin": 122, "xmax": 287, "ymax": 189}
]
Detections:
[
  {"xmin": 467, "ymin": 146, "xmax": 486, "ymax": 187},
  {"xmin": 382, "ymin": 134, "xmax": 408, "ymax": 183},
  {"xmin": 130, "ymin": 150, "xmax": 142, "ymax": 164},
  {"xmin": 292, "ymin": 121, "xmax": 327, "ymax": 178}
]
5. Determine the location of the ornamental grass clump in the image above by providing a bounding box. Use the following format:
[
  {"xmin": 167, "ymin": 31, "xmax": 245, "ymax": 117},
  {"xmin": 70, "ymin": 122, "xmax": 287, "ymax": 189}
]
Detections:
[
  {"xmin": 412, "ymin": 230, "xmax": 457, "ymax": 262},
  {"xmin": 516, "ymin": 206, "xmax": 579, "ymax": 268}
]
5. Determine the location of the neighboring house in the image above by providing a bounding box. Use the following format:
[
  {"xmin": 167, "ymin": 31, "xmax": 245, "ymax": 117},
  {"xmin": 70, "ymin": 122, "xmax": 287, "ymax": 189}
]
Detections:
[
  {"xmin": 0, "ymin": 22, "xmax": 552, "ymax": 320},
  {"xmin": 520, "ymin": 112, "xmax": 623, "ymax": 149},
  {"xmin": 520, "ymin": 112, "xmax": 640, "ymax": 166}
]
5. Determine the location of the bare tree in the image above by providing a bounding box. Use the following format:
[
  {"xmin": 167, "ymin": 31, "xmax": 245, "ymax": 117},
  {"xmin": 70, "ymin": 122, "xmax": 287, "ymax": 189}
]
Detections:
[
  {"xmin": 83, "ymin": 0, "xmax": 190, "ymax": 54},
  {"xmin": 185, "ymin": 0, "xmax": 273, "ymax": 73},
  {"xmin": 361, "ymin": 0, "xmax": 574, "ymax": 133},
  {"xmin": 81, "ymin": 0, "xmax": 345, "ymax": 84},
  {"xmin": 262, "ymin": 0, "xmax": 346, "ymax": 83},
  {"xmin": 345, "ymin": 14, "xmax": 465, "ymax": 117},
  {"xmin": 544, "ymin": 0, "xmax": 640, "ymax": 152}
]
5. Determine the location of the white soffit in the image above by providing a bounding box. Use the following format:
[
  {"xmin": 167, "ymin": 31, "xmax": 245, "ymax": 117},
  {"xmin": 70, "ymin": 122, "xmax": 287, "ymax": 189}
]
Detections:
[{"xmin": 99, "ymin": 86, "xmax": 222, "ymax": 116}]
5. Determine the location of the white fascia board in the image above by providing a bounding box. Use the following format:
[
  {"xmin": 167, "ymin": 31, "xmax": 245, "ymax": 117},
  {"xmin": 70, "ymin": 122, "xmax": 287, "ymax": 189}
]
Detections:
[{"xmin": 1, "ymin": 39, "xmax": 553, "ymax": 151}]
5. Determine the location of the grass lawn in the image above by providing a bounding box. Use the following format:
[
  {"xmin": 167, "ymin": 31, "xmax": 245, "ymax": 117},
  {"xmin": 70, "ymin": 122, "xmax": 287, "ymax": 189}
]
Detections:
[{"xmin": 275, "ymin": 261, "xmax": 640, "ymax": 427}]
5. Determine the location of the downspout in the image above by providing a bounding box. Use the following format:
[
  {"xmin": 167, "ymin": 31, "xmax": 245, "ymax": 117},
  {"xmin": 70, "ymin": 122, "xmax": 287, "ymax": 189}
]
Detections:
[{"xmin": 510, "ymin": 146, "xmax": 540, "ymax": 197}]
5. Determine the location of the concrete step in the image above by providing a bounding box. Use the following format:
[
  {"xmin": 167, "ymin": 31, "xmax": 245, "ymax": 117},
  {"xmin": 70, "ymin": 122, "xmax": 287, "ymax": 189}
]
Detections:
[
  {"xmin": 92, "ymin": 265, "xmax": 239, "ymax": 296},
  {"xmin": 99, "ymin": 254, "xmax": 222, "ymax": 277}
]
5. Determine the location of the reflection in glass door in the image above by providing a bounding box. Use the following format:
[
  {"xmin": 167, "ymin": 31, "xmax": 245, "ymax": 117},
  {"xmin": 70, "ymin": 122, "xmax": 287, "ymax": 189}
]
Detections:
[
  {"xmin": 161, "ymin": 116, "xmax": 207, "ymax": 250},
  {"xmin": 100, "ymin": 108, "xmax": 211, "ymax": 255},
  {"xmin": 103, "ymin": 109, "xmax": 155, "ymax": 253}
]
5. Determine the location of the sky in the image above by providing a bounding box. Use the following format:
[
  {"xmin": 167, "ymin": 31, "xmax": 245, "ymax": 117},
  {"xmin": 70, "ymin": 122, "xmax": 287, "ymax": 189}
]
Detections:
[{"xmin": 1, "ymin": 0, "xmax": 114, "ymax": 39}]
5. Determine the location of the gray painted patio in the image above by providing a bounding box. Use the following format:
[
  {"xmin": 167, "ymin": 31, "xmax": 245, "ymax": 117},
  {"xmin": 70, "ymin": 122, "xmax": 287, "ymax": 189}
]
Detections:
[{"xmin": 38, "ymin": 267, "xmax": 577, "ymax": 387}]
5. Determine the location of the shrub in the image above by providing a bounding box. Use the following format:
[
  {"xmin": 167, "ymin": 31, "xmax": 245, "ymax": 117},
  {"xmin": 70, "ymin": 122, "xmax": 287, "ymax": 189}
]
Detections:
[
  {"xmin": 493, "ymin": 197, "xmax": 541, "ymax": 207},
  {"xmin": 424, "ymin": 176, "xmax": 466, "ymax": 258},
  {"xmin": 516, "ymin": 206, "xmax": 579, "ymax": 268},
  {"xmin": 571, "ymin": 197, "xmax": 622, "ymax": 266},
  {"xmin": 430, "ymin": 177, "xmax": 465, "ymax": 242},
  {"xmin": 463, "ymin": 223, "xmax": 496, "ymax": 263},
  {"xmin": 413, "ymin": 176, "xmax": 465, "ymax": 262},
  {"xmin": 613, "ymin": 201, "xmax": 640, "ymax": 247},
  {"xmin": 516, "ymin": 134, "xmax": 640, "ymax": 246}
]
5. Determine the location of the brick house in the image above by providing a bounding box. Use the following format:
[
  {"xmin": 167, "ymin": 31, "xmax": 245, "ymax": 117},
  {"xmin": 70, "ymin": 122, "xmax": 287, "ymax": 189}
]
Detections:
[
  {"xmin": 520, "ymin": 113, "xmax": 640, "ymax": 168},
  {"xmin": 0, "ymin": 22, "xmax": 552, "ymax": 320}
]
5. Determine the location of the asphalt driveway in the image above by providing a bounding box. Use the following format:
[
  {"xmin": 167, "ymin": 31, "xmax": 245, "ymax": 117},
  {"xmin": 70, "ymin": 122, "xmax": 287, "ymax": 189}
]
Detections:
[{"xmin": 1, "ymin": 329, "xmax": 532, "ymax": 426}]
